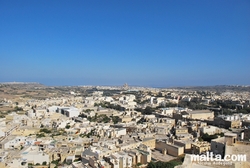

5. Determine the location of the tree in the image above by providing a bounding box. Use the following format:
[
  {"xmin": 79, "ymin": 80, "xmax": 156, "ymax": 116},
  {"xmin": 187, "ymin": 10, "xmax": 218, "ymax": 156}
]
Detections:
[
  {"xmin": 111, "ymin": 116, "xmax": 119, "ymax": 124},
  {"xmin": 40, "ymin": 128, "xmax": 51, "ymax": 134},
  {"xmin": 136, "ymin": 163, "xmax": 142, "ymax": 166},
  {"xmin": 85, "ymin": 109, "xmax": 92, "ymax": 113},
  {"xmin": 14, "ymin": 106, "xmax": 23, "ymax": 111},
  {"xmin": 36, "ymin": 133, "xmax": 45, "ymax": 138},
  {"xmin": 144, "ymin": 106, "xmax": 153, "ymax": 115},
  {"xmin": 137, "ymin": 118, "xmax": 146, "ymax": 124},
  {"xmin": 65, "ymin": 125, "xmax": 70, "ymax": 129},
  {"xmin": 147, "ymin": 155, "xmax": 184, "ymax": 168},
  {"xmin": 201, "ymin": 133, "xmax": 218, "ymax": 142},
  {"xmin": 28, "ymin": 163, "xmax": 33, "ymax": 168},
  {"xmin": 147, "ymin": 162, "xmax": 156, "ymax": 168},
  {"xmin": 102, "ymin": 115, "xmax": 111, "ymax": 123},
  {"xmin": 51, "ymin": 160, "xmax": 59, "ymax": 167},
  {"xmin": 78, "ymin": 113, "xmax": 87, "ymax": 118},
  {"xmin": 198, "ymin": 137, "xmax": 203, "ymax": 141}
]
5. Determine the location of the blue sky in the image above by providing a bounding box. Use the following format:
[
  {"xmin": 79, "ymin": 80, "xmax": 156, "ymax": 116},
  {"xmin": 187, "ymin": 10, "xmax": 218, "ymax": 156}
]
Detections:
[{"xmin": 0, "ymin": 0, "xmax": 249, "ymax": 87}]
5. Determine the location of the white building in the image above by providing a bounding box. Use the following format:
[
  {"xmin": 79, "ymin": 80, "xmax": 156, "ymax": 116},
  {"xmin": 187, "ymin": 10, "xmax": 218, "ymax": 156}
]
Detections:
[
  {"xmin": 112, "ymin": 152, "xmax": 132, "ymax": 168},
  {"xmin": 58, "ymin": 107, "xmax": 80, "ymax": 118},
  {"xmin": 200, "ymin": 126, "xmax": 223, "ymax": 135},
  {"xmin": 21, "ymin": 146, "xmax": 49, "ymax": 165},
  {"xmin": 160, "ymin": 108, "xmax": 175, "ymax": 116},
  {"xmin": 115, "ymin": 128, "xmax": 126, "ymax": 138}
]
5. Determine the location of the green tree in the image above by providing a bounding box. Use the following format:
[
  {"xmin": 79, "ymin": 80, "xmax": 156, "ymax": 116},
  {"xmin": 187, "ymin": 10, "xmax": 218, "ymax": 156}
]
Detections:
[
  {"xmin": 14, "ymin": 106, "xmax": 23, "ymax": 111},
  {"xmin": 201, "ymin": 133, "xmax": 219, "ymax": 142},
  {"xmin": 36, "ymin": 133, "xmax": 45, "ymax": 138},
  {"xmin": 40, "ymin": 128, "xmax": 51, "ymax": 134},
  {"xmin": 65, "ymin": 125, "xmax": 70, "ymax": 129},
  {"xmin": 102, "ymin": 115, "xmax": 111, "ymax": 123},
  {"xmin": 144, "ymin": 106, "xmax": 153, "ymax": 115},
  {"xmin": 111, "ymin": 116, "xmax": 119, "ymax": 124},
  {"xmin": 147, "ymin": 155, "xmax": 184, "ymax": 168}
]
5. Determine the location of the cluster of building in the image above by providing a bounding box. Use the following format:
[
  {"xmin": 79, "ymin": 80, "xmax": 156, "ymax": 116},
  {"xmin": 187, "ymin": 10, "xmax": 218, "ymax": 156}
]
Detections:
[{"xmin": 0, "ymin": 86, "xmax": 250, "ymax": 168}]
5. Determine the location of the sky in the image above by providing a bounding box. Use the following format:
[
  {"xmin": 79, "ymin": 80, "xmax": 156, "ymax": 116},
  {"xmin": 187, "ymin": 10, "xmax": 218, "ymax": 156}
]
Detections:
[{"xmin": 0, "ymin": 0, "xmax": 249, "ymax": 87}]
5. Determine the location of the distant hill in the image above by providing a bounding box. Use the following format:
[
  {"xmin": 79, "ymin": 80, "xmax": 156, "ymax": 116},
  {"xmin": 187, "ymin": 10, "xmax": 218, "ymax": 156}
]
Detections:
[
  {"xmin": 0, "ymin": 82, "xmax": 46, "ymax": 88},
  {"xmin": 170, "ymin": 85, "xmax": 250, "ymax": 92}
]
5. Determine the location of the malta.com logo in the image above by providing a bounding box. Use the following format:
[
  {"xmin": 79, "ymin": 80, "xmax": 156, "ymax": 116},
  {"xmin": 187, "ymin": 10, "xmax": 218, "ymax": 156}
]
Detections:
[{"xmin": 191, "ymin": 152, "xmax": 247, "ymax": 166}]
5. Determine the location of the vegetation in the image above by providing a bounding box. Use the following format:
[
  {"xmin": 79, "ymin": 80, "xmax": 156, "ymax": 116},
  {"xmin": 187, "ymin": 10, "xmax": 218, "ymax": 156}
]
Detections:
[
  {"xmin": 209, "ymin": 100, "xmax": 250, "ymax": 114},
  {"xmin": 86, "ymin": 112, "xmax": 120, "ymax": 124},
  {"xmin": 101, "ymin": 115, "xmax": 111, "ymax": 123},
  {"xmin": 82, "ymin": 109, "xmax": 93, "ymax": 113},
  {"xmin": 40, "ymin": 128, "xmax": 51, "ymax": 134},
  {"xmin": 137, "ymin": 118, "xmax": 146, "ymax": 124},
  {"xmin": 94, "ymin": 102, "xmax": 125, "ymax": 111},
  {"xmin": 51, "ymin": 160, "xmax": 59, "ymax": 167},
  {"xmin": 65, "ymin": 124, "xmax": 70, "ymax": 129},
  {"xmin": 147, "ymin": 155, "xmax": 184, "ymax": 168},
  {"xmin": 28, "ymin": 163, "xmax": 33, "ymax": 168},
  {"xmin": 200, "ymin": 133, "xmax": 224, "ymax": 142},
  {"xmin": 101, "ymin": 89, "xmax": 121, "ymax": 96},
  {"xmin": 36, "ymin": 133, "xmax": 45, "ymax": 138},
  {"xmin": 51, "ymin": 129, "xmax": 66, "ymax": 137},
  {"xmin": 80, "ymin": 129, "xmax": 96, "ymax": 138},
  {"xmin": 111, "ymin": 116, "xmax": 119, "ymax": 124},
  {"xmin": 237, "ymin": 108, "xmax": 250, "ymax": 114},
  {"xmin": 157, "ymin": 102, "xmax": 176, "ymax": 108},
  {"xmin": 65, "ymin": 161, "xmax": 71, "ymax": 165},
  {"xmin": 87, "ymin": 114, "xmax": 111, "ymax": 123},
  {"xmin": 74, "ymin": 158, "xmax": 81, "ymax": 162},
  {"xmin": 178, "ymin": 100, "xmax": 207, "ymax": 110},
  {"xmin": 14, "ymin": 106, "xmax": 23, "ymax": 111},
  {"xmin": 78, "ymin": 113, "xmax": 87, "ymax": 118},
  {"xmin": 135, "ymin": 106, "xmax": 155, "ymax": 115},
  {"xmin": 136, "ymin": 163, "xmax": 142, "ymax": 166}
]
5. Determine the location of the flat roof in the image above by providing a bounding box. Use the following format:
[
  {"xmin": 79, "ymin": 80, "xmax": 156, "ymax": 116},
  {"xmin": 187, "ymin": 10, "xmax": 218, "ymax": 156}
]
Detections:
[{"xmin": 188, "ymin": 110, "xmax": 213, "ymax": 114}]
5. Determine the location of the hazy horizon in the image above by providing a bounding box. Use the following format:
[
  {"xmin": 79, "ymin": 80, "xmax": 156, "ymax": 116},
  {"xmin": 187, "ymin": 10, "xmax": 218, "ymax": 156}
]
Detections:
[{"xmin": 1, "ymin": 81, "xmax": 249, "ymax": 89}]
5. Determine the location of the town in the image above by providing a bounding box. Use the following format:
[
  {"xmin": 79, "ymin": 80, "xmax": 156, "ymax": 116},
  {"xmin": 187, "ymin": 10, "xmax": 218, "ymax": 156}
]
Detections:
[{"xmin": 0, "ymin": 83, "xmax": 250, "ymax": 168}]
